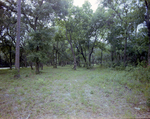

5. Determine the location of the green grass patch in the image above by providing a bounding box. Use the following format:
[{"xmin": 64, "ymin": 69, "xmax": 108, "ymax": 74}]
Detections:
[{"xmin": 0, "ymin": 65, "xmax": 149, "ymax": 118}]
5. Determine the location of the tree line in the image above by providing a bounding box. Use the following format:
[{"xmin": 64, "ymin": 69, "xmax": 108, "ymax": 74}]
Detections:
[{"xmin": 0, "ymin": 0, "xmax": 150, "ymax": 74}]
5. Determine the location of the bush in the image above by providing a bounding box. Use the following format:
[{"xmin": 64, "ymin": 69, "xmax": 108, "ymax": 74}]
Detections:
[
  {"xmin": 128, "ymin": 66, "xmax": 150, "ymax": 83},
  {"xmin": 114, "ymin": 62, "xmax": 125, "ymax": 71},
  {"xmin": 125, "ymin": 65, "xmax": 134, "ymax": 72},
  {"xmin": 115, "ymin": 65, "xmax": 125, "ymax": 70},
  {"xmin": 137, "ymin": 60, "xmax": 148, "ymax": 68}
]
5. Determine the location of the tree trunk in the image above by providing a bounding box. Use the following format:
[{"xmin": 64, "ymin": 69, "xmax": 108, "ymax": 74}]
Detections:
[
  {"xmin": 92, "ymin": 55, "xmax": 94, "ymax": 66},
  {"xmin": 88, "ymin": 47, "xmax": 94, "ymax": 68},
  {"xmin": 36, "ymin": 61, "xmax": 40, "ymax": 74},
  {"xmin": 24, "ymin": 56, "xmax": 27, "ymax": 67},
  {"xmin": 80, "ymin": 45, "xmax": 86, "ymax": 66},
  {"xmin": 9, "ymin": 46, "xmax": 12, "ymax": 70},
  {"xmin": 89, "ymin": 54, "xmax": 92, "ymax": 67},
  {"xmin": 15, "ymin": 0, "xmax": 21, "ymax": 77},
  {"xmin": 53, "ymin": 45, "xmax": 55, "ymax": 68},
  {"xmin": 40, "ymin": 63, "xmax": 43, "ymax": 70},
  {"xmin": 101, "ymin": 50, "xmax": 103, "ymax": 66},
  {"xmin": 53, "ymin": 45, "xmax": 57, "ymax": 68},
  {"xmin": 111, "ymin": 51, "xmax": 114, "ymax": 62},
  {"xmin": 76, "ymin": 47, "xmax": 81, "ymax": 67},
  {"xmin": 35, "ymin": 46, "xmax": 40, "ymax": 74},
  {"xmin": 30, "ymin": 62, "xmax": 33, "ymax": 70},
  {"xmin": 145, "ymin": 0, "xmax": 150, "ymax": 66},
  {"xmin": 124, "ymin": 36, "xmax": 127, "ymax": 66},
  {"xmin": 72, "ymin": 48, "xmax": 77, "ymax": 70},
  {"xmin": 65, "ymin": 30, "xmax": 76, "ymax": 70},
  {"xmin": 148, "ymin": 37, "xmax": 150, "ymax": 66}
]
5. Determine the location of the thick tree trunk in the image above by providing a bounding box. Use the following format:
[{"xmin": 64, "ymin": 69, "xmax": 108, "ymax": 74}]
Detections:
[{"xmin": 15, "ymin": 0, "xmax": 21, "ymax": 77}]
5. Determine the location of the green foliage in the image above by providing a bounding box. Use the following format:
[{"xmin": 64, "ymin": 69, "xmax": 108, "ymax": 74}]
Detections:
[
  {"xmin": 115, "ymin": 65, "xmax": 125, "ymax": 70},
  {"xmin": 127, "ymin": 66, "xmax": 150, "ymax": 83},
  {"xmin": 25, "ymin": 28, "xmax": 54, "ymax": 64}
]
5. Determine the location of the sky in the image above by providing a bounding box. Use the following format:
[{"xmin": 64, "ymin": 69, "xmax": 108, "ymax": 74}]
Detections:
[
  {"xmin": 73, "ymin": 0, "xmax": 99, "ymax": 12},
  {"xmin": 1, "ymin": 0, "xmax": 99, "ymax": 12}
]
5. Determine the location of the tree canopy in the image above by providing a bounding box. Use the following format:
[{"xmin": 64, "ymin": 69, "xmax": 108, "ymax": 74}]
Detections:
[{"xmin": 0, "ymin": 0, "xmax": 149, "ymax": 73}]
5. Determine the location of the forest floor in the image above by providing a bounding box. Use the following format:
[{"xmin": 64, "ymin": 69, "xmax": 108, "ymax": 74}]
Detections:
[{"xmin": 0, "ymin": 65, "xmax": 150, "ymax": 119}]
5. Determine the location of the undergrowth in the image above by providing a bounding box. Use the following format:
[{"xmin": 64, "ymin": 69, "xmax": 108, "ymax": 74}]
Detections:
[{"xmin": 109, "ymin": 63, "xmax": 150, "ymax": 109}]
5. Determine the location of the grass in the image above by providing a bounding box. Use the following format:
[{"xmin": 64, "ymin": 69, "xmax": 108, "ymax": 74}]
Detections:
[{"xmin": 0, "ymin": 65, "xmax": 150, "ymax": 118}]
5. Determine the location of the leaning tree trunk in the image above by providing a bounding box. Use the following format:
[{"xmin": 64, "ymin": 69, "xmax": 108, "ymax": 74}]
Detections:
[
  {"xmin": 80, "ymin": 45, "xmax": 86, "ymax": 67},
  {"xmin": 65, "ymin": 30, "xmax": 76, "ymax": 70}
]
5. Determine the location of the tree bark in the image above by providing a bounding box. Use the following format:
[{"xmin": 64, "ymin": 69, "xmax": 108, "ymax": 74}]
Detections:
[
  {"xmin": 111, "ymin": 51, "xmax": 114, "ymax": 62},
  {"xmin": 87, "ymin": 34, "xmax": 97, "ymax": 68},
  {"xmin": 145, "ymin": 0, "xmax": 150, "ymax": 66},
  {"xmin": 36, "ymin": 61, "xmax": 40, "ymax": 74},
  {"xmin": 9, "ymin": 46, "xmax": 12, "ymax": 70},
  {"xmin": 101, "ymin": 50, "xmax": 103, "ymax": 66},
  {"xmin": 148, "ymin": 41, "xmax": 150, "ymax": 65},
  {"xmin": 124, "ymin": 34, "xmax": 127, "ymax": 66},
  {"xmin": 35, "ymin": 46, "xmax": 40, "ymax": 74},
  {"xmin": 80, "ymin": 45, "xmax": 87, "ymax": 65},
  {"xmin": 65, "ymin": 30, "xmax": 76, "ymax": 70},
  {"xmin": 15, "ymin": 0, "xmax": 21, "ymax": 77},
  {"xmin": 30, "ymin": 62, "xmax": 33, "ymax": 70},
  {"xmin": 89, "ymin": 47, "xmax": 94, "ymax": 67},
  {"xmin": 56, "ymin": 41, "xmax": 58, "ymax": 68},
  {"xmin": 53, "ymin": 45, "xmax": 57, "ymax": 68}
]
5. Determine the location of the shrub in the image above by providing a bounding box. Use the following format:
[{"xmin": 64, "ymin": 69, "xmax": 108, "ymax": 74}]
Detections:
[{"xmin": 130, "ymin": 66, "xmax": 150, "ymax": 83}]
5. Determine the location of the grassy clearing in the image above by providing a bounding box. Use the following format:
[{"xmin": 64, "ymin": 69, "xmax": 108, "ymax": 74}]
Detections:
[{"xmin": 0, "ymin": 65, "xmax": 150, "ymax": 118}]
